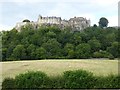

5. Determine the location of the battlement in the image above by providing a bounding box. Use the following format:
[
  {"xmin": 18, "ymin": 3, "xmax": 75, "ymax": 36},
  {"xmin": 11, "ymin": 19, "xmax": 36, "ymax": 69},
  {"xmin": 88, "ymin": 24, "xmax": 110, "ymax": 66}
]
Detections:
[{"xmin": 15, "ymin": 15, "xmax": 91, "ymax": 31}]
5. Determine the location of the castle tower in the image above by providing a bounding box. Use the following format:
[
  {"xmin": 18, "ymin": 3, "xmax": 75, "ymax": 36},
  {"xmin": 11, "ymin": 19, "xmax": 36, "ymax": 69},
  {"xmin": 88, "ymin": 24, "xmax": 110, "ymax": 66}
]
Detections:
[
  {"xmin": 87, "ymin": 18, "xmax": 91, "ymax": 27},
  {"xmin": 37, "ymin": 15, "xmax": 42, "ymax": 23}
]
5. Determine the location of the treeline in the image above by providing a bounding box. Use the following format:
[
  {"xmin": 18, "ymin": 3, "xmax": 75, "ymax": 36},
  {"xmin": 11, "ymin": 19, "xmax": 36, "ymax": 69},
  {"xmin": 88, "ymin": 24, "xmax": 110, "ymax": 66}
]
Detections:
[{"xmin": 2, "ymin": 25, "xmax": 119, "ymax": 61}]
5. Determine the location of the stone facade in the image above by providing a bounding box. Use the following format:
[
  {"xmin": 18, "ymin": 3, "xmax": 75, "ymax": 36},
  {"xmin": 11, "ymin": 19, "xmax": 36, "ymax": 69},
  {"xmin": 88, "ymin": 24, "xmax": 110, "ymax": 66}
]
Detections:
[{"xmin": 15, "ymin": 15, "xmax": 90, "ymax": 32}]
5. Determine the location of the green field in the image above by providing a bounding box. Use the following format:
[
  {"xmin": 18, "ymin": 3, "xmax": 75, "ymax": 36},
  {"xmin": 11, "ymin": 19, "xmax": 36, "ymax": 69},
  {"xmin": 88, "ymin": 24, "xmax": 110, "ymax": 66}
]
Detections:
[{"xmin": 1, "ymin": 59, "xmax": 119, "ymax": 80}]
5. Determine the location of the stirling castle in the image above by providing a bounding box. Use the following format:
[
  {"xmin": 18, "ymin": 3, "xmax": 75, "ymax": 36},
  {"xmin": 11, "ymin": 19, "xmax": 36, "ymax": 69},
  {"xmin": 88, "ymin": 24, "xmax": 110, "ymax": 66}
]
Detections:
[{"xmin": 15, "ymin": 15, "xmax": 91, "ymax": 32}]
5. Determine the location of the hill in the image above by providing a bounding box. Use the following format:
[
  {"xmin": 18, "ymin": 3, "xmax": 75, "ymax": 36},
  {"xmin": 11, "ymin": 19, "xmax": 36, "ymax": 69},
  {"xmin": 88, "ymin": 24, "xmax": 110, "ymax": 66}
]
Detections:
[{"xmin": 2, "ymin": 26, "xmax": 118, "ymax": 61}]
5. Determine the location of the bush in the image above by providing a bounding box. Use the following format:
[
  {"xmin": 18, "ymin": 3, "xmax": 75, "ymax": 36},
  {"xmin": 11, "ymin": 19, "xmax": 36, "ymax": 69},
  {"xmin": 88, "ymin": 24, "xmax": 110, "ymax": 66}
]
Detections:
[
  {"xmin": 93, "ymin": 52, "xmax": 102, "ymax": 58},
  {"xmin": 108, "ymin": 54, "xmax": 115, "ymax": 60},
  {"xmin": 106, "ymin": 75, "xmax": 120, "ymax": 88},
  {"xmin": 2, "ymin": 70, "xmax": 120, "ymax": 89},
  {"xmin": 63, "ymin": 70, "xmax": 95, "ymax": 89},
  {"xmin": 15, "ymin": 71, "xmax": 50, "ymax": 88},
  {"xmin": 95, "ymin": 75, "xmax": 120, "ymax": 88},
  {"xmin": 93, "ymin": 50, "xmax": 111, "ymax": 58},
  {"xmin": 2, "ymin": 77, "xmax": 15, "ymax": 90},
  {"xmin": 48, "ymin": 76, "xmax": 65, "ymax": 89}
]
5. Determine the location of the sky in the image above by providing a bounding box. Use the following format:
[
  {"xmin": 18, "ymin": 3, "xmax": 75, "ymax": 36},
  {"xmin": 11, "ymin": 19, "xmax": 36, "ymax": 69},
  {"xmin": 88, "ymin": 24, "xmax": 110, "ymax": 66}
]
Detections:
[{"xmin": 0, "ymin": 0, "xmax": 119, "ymax": 31}]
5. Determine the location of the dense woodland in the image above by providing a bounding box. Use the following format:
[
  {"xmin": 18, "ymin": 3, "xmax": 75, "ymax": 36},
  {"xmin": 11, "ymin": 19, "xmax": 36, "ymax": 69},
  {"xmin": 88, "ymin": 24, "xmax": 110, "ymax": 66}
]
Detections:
[{"xmin": 1, "ymin": 24, "xmax": 119, "ymax": 61}]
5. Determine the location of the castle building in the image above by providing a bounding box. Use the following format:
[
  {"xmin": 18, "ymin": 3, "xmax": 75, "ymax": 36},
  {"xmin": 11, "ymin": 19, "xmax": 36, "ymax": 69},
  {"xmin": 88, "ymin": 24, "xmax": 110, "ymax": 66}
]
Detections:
[{"xmin": 15, "ymin": 15, "xmax": 91, "ymax": 32}]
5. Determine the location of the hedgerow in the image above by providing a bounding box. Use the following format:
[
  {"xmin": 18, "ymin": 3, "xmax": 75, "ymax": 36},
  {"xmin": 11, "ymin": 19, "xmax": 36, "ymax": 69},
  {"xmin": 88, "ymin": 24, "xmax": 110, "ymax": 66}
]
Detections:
[{"xmin": 2, "ymin": 70, "xmax": 120, "ymax": 89}]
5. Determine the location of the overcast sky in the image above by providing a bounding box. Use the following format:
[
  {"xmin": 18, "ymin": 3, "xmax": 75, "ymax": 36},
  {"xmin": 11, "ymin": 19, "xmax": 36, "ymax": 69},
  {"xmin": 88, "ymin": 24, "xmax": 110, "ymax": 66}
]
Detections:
[{"xmin": 0, "ymin": 0, "xmax": 119, "ymax": 31}]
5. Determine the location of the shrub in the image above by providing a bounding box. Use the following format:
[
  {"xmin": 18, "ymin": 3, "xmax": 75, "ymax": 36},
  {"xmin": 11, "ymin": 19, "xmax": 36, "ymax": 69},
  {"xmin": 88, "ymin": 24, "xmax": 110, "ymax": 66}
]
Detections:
[
  {"xmin": 95, "ymin": 75, "xmax": 120, "ymax": 88},
  {"xmin": 63, "ymin": 70, "xmax": 95, "ymax": 89},
  {"xmin": 106, "ymin": 75, "xmax": 120, "ymax": 88},
  {"xmin": 108, "ymin": 54, "xmax": 115, "ymax": 60},
  {"xmin": 2, "ymin": 70, "xmax": 120, "ymax": 89},
  {"xmin": 93, "ymin": 52, "xmax": 102, "ymax": 58},
  {"xmin": 2, "ymin": 77, "xmax": 15, "ymax": 90},
  {"xmin": 93, "ymin": 50, "xmax": 111, "ymax": 58},
  {"xmin": 48, "ymin": 76, "xmax": 65, "ymax": 89},
  {"xmin": 15, "ymin": 71, "xmax": 49, "ymax": 89}
]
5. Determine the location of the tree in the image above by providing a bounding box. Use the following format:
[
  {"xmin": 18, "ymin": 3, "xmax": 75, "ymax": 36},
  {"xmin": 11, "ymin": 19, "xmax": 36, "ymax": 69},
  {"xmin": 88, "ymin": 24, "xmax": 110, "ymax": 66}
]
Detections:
[
  {"xmin": 93, "ymin": 24, "xmax": 97, "ymax": 27},
  {"xmin": 12, "ymin": 45, "xmax": 26, "ymax": 60},
  {"xmin": 88, "ymin": 37, "xmax": 101, "ymax": 52},
  {"xmin": 57, "ymin": 30, "xmax": 73, "ymax": 46},
  {"xmin": 35, "ymin": 47, "xmax": 47, "ymax": 59},
  {"xmin": 64, "ymin": 43, "xmax": 75, "ymax": 58},
  {"xmin": 93, "ymin": 50, "xmax": 111, "ymax": 58},
  {"xmin": 23, "ymin": 19, "xmax": 30, "ymax": 22},
  {"xmin": 2, "ymin": 48, "xmax": 7, "ymax": 61},
  {"xmin": 98, "ymin": 17, "xmax": 108, "ymax": 28},
  {"xmin": 71, "ymin": 33, "xmax": 82, "ymax": 45},
  {"xmin": 107, "ymin": 42, "xmax": 118, "ymax": 58},
  {"xmin": 46, "ymin": 31, "xmax": 56, "ymax": 38},
  {"xmin": 105, "ymin": 33, "xmax": 116, "ymax": 46},
  {"xmin": 2, "ymin": 23, "xmax": 118, "ymax": 60},
  {"xmin": 6, "ymin": 42, "xmax": 16, "ymax": 60},
  {"xmin": 42, "ymin": 39, "xmax": 62, "ymax": 58},
  {"xmin": 75, "ymin": 43, "xmax": 91, "ymax": 58},
  {"xmin": 26, "ymin": 44, "xmax": 36, "ymax": 59}
]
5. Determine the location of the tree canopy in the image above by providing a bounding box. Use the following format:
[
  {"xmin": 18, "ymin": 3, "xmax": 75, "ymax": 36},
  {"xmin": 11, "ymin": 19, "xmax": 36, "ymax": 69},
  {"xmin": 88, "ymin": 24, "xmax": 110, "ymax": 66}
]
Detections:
[
  {"xmin": 98, "ymin": 17, "xmax": 109, "ymax": 28},
  {"xmin": 2, "ymin": 25, "xmax": 118, "ymax": 61},
  {"xmin": 23, "ymin": 19, "xmax": 30, "ymax": 22}
]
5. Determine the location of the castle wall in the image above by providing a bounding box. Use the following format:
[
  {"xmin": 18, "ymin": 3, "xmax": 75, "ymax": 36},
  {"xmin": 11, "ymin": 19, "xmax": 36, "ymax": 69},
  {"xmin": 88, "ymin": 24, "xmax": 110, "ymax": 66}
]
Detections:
[
  {"xmin": 38, "ymin": 16, "xmax": 61, "ymax": 25},
  {"xmin": 15, "ymin": 15, "xmax": 90, "ymax": 31}
]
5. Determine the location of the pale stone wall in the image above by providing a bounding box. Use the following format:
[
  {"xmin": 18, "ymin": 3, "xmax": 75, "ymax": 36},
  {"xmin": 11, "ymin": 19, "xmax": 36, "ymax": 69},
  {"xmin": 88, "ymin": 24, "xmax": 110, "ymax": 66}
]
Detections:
[
  {"xmin": 69, "ymin": 17, "xmax": 90, "ymax": 31},
  {"xmin": 15, "ymin": 22, "xmax": 28, "ymax": 32},
  {"xmin": 37, "ymin": 15, "xmax": 61, "ymax": 25},
  {"xmin": 15, "ymin": 22, "xmax": 38, "ymax": 32},
  {"xmin": 15, "ymin": 15, "xmax": 90, "ymax": 31}
]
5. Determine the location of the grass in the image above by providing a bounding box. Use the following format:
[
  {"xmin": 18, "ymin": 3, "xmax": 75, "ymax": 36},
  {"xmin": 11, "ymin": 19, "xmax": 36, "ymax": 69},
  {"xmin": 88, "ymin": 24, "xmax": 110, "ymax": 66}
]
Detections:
[{"xmin": 1, "ymin": 59, "xmax": 119, "ymax": 81}]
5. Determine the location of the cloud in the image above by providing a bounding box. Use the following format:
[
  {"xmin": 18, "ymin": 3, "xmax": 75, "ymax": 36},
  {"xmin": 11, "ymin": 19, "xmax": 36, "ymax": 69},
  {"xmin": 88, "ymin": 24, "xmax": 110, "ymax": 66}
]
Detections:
[
  {"xmin": 16, "ymin": 14, "xmax": 31, "ymax": 21},
  {"xmin": 93, "ymin": 0, "xmax": 118, "ymax": 6},
  {"xmin": 0, "ymin": 24, "xmax": 13, "ymax": 31},
  {"xmin": 107, "ymin": 16, "xmax": 118, "ymax": 26},
  {"xmin": 46, "ymin": 3, "xmax": 100, "ymax": 26},
  {"xmin": 1, "ymin": 0, "xmax": 119, "ymax": 4},
  {"xmin": 75, "ymin": 13, "xmax": 97, "ymax": 26},
  {"xmin": 46, "ymin": 3, "xmax": 95, "ymax": 19},
  {"xmin": 0, "ymin": 0, "xmax": 118, "ymax": 31},
  {"xmin": 46, "ymin": 3, "xmax": 74, "ymax": 19}
]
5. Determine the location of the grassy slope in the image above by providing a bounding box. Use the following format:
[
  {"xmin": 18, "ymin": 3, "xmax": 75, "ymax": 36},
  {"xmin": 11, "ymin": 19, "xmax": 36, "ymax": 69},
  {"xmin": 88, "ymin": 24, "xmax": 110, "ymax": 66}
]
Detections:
[{"xmin": 1, "ymin": 59, "xmax": 119, "ymax": 80}]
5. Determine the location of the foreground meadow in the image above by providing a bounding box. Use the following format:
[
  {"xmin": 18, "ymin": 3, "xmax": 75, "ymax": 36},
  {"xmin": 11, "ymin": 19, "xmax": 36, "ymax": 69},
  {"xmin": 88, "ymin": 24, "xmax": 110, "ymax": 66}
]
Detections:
[{"xmin": 1, "ymin": 59, "xmax": 119, "ymax": 80}]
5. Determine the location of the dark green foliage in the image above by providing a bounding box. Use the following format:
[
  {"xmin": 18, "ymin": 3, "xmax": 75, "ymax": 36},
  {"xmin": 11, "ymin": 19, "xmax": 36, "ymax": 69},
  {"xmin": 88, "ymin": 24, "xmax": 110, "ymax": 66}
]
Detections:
[
  {"xmin": 35, "ymin": 47, "xmax": 47, "ymax": 59},
  {"xmin": 63, "ymin": 70, "xmax": 95, "ymax": 88},
  {"xmin": 99, "ymin": 17, "xmax": 109, "ymax": 28},
  {"xmin": 75, "ymin": 43, "xmax": 91, "ymax": 58},
  {"xmin": 64, "ymin": 43, "xmax": 75, "ymax": 58},
  {"xmin": 2, "ymin": 77, "xmax": 15, "ymax": 90},
  {"xmin": 94, "ymin": 75, "xmax": 120, "ymax": 88},
  {"xmin": 93, "ymin": 24, "xmax": 97, "ymax": 27},
  {"xmin": 107, "ymin": 42, "xmax": 118, "ymax": 58},
  {"xmin": 88, "ymin": 37, "xmax": 101, "ymax": 52},
  {"xmin": 42, "ymin": 38, "xmax": 62, "ymax": 58},
  {"xmin": 15, "ymin": 71, "xmax": 50, "ymax": 88},
  {"xmin": 2, "ymin": 25, "xmax": 118, "ymax": 61},
  {"xmin": 108, "ymin": 54, "xmax": 115, "ymax": 60},
  {"xmin": 11, "ymin": 44, "xmax": 26, "ymax": 60},
  {"xmin": 26, "ymin": 44, "xmax": 36, "ymax": 59},
  {"xmin": 23, "ymin": 19, "xmax": 30, "ymax": 22},
  {"xmin": 93, "ymin": 50, "xmax": 111, "ymax": 58},
  {"xmin": 48, "ymin": 76, "xmax": 65, "ymax": 89},
  {"xmin": 2, "ymin": 70, "xmax": 120, "ymax": 89}
]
